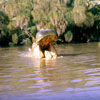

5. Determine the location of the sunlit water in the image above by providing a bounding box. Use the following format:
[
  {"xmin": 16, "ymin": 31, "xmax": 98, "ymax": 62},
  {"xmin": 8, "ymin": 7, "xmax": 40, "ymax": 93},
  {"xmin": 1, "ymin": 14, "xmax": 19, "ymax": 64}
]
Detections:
[{"xmin": 0, "ymin": 43, "xmax": 100, "ymax": 100}]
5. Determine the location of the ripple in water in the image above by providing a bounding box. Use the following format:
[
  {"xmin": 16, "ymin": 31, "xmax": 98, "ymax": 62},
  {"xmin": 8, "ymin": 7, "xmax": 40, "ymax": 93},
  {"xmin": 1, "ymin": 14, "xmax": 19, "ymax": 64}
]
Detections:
[{"xmin": 0, "ymin": 43, "xmax": 100, "ymax": 100}]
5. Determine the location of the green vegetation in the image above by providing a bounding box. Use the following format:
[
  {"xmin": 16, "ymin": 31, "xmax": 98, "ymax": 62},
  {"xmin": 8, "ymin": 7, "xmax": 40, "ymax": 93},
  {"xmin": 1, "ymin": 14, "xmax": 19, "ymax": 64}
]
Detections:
[{"xmin": 0, "ymin": 0, "xmax": 100, "ymax": 46}]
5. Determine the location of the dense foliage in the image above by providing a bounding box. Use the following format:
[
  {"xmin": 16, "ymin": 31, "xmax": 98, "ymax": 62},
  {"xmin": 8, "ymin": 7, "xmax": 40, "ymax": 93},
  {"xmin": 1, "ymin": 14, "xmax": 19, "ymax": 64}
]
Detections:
[{"xmin": 0, "ymin": 0, "xmax": 100, "ymax": 46}]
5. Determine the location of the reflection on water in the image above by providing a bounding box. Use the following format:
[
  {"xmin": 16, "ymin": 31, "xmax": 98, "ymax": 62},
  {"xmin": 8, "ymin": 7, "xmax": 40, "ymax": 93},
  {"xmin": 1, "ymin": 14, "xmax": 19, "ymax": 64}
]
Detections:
[{"xmin": 0, "ymin": 43, "xmax": 100, "ymax": 100}]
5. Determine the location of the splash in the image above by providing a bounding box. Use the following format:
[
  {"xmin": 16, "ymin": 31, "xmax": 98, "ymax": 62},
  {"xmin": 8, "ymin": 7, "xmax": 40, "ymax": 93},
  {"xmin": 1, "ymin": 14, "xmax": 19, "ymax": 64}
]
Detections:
[
  {"xmin": 20, "ymin": 48, "xmax": 34, "ymax": 58},
  {"xmin": 20, "ymin": 47, "xmax": 62, "ymax": 60}
]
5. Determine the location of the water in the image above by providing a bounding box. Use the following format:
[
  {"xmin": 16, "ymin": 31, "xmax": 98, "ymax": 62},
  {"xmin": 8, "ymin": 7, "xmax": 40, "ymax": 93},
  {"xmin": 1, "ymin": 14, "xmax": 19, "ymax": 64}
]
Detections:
[{"xmin": 0, "ymin": 43, "xmax": 100, "ymax": 100}]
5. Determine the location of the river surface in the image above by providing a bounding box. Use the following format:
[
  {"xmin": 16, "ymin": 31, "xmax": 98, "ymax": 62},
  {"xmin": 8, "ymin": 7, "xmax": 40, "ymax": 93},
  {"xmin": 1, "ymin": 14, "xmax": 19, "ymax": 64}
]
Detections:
[{"xmin": 0, "ymin": 43, "xmax": 100, "ymax": 100}]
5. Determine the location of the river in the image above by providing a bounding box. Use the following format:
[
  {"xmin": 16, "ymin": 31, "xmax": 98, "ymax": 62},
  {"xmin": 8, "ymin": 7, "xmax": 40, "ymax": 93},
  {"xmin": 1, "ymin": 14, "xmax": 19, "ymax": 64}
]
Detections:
[{"xmin": 0, "ymin": 42, "xmax": 100, "ymax": 100}]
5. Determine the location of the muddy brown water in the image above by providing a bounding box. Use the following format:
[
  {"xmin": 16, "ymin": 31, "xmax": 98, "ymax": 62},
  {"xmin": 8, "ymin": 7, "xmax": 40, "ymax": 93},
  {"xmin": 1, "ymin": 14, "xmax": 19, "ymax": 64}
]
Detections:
[{"xmin": 0, "ymin": 43, "xmax": 100, "ymax": 100}]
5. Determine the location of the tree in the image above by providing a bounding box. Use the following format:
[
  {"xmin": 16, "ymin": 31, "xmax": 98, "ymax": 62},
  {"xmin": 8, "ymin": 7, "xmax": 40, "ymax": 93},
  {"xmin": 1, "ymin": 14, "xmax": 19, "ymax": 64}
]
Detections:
[
  {"xmin": 32, "ymin": 0, "xmax": 68, "ymax": 36},
  {"xmin": 0, "ymin": 0, "xmax": 36, "ymax": 46},
  {"xmin": 0, "ymin": 0, "xmax": 100, "ymax": 46}
]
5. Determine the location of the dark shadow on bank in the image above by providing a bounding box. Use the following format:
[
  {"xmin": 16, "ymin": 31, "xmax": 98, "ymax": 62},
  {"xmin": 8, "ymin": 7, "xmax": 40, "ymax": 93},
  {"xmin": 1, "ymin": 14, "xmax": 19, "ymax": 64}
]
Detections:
[
  {"xmin": 59, "ymin": 53, "xmax": 84, "ymax": 57},
  {"xmin": 0, "ymin": 11, "xmax": 10, "ymax": 46},
  {"xmin": 59, "ymin": 52, "xmax": 95, "ymax": 57}
]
